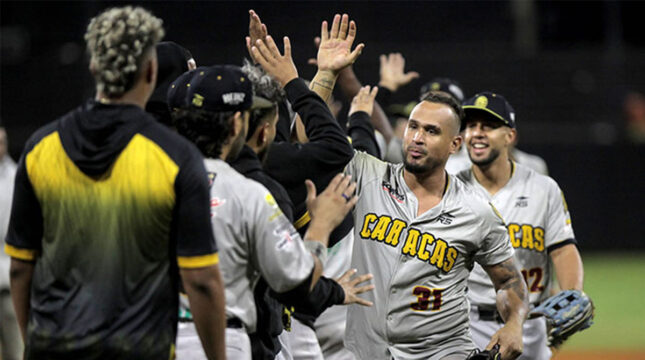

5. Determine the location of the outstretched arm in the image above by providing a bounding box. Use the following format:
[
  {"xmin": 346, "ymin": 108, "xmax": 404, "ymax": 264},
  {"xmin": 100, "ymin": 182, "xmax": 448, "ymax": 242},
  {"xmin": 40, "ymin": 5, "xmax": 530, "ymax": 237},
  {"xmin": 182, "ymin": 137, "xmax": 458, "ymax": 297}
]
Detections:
[
  {"xmin": 309, "ymin": 13, "xmax": 364, "ymax": 103},
  {"xmin": 483, "ymin": 257, "xmax": 529, "ymax": 360},
  {"xmin": 337, "ymin": 66, "xmax": 394, "ymax": 143}
]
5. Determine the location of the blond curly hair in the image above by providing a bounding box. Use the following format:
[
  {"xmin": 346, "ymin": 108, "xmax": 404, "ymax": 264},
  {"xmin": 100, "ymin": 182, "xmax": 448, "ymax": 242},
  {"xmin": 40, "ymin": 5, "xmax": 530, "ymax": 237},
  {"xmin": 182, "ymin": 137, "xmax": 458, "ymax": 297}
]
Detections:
[{"xmin": 85, "ymin": 6, "xmax": 164, "ymax": 97}]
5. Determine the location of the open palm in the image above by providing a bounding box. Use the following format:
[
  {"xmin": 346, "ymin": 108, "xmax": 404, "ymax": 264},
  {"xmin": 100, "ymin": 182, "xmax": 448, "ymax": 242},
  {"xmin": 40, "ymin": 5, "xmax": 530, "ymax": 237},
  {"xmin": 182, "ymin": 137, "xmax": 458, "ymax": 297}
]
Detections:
[{"xmin": 316, "ymin": 14, "xmax": 364, "ymax": 74}]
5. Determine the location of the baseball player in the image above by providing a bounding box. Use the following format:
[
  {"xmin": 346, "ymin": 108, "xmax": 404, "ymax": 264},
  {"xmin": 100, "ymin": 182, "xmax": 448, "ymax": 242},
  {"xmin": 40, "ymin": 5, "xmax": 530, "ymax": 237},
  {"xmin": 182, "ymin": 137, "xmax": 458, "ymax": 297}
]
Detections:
[
  {"xmin": 457, "ymin": 92, "xmax": 584, "ymax": 360},
  {"xmin": 342, "ymin": 90, "xmax": 530, "ymax": 360},
  {"xmin": 248, "ymin": 12, "xmax": 364, "ymax": 360},
  {"xmin": 171, "ymin": 65, "xmax": 373, "ymax": 360},
  {"xmin": 5, "ymin": 7, "xmax": 226, "ymax": 359}
]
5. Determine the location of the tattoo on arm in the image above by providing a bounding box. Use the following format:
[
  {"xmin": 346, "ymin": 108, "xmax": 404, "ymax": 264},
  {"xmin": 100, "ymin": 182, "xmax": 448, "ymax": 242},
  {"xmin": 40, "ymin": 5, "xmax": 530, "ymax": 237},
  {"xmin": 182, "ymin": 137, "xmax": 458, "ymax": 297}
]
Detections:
[
  {"xmin": 311, "ymin": 80, "xmax": 334, "ymax": 91},
  {"xmin": 486, "ymin": 258, "xmax": 529, "ymax": 323}
]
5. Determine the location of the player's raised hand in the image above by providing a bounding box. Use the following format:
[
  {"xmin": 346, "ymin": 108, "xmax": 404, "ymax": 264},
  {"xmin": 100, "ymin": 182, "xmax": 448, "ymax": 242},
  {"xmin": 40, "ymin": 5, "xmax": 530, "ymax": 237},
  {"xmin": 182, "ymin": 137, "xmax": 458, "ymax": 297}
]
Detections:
[
  {"xmin": 349, "ymin": 85, "xmax": 379, "ymax": 117},
  {"xmin": 336, "ymin": 269, "xmax": 374, "ymax": 307},
  {"xmin": 246, "ymin": 9, "xmax": 268, "ymax": 63},
  {"xmin": 487, "ymin": 322, "xmax": 523, "ymax": 359},
  {"xmin": 252, "ymin": 35, "xmax": 298, "ymax": 87},
  {"xmin": 316, "ymin": 14, "xmax": 365, "ymax": 75},
  {"xmin": 305, "ymin": 173, "xmax": 358, "ymax": 230},
  {"xmin": 378, "ymin": 53, "xmax": 419, "ymax": 92}
]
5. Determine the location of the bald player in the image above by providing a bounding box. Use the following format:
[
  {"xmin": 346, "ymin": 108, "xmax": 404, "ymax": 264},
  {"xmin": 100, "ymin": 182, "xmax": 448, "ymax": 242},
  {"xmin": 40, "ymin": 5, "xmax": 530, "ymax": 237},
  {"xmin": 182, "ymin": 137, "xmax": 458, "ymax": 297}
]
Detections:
[
  {"xmin": 344, "ymin": 91, "xmax": 529, "ymax": 360},
  {"xmin": 457, "ymin": 92, "xmax": 584, "ymax": 360}
]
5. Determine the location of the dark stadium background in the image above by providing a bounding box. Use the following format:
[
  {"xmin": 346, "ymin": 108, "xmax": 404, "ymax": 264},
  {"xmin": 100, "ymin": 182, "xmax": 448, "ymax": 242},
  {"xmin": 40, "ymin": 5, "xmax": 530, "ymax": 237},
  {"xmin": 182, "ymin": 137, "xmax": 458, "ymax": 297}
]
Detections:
[{"xmin": 1, "ymin": 1, "xmax": 644, "ymax": 252}]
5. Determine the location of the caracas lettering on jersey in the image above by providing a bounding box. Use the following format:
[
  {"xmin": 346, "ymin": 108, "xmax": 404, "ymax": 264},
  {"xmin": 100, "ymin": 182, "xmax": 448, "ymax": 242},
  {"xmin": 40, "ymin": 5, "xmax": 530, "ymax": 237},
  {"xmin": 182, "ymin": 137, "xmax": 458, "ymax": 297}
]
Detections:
[
  {"xmin": 506, "ymin": 223, "xmax": 545, "ymax": 252},
  {"xmin": 360, "ymin": 213, "xmax": 458, "ymax": 273}
]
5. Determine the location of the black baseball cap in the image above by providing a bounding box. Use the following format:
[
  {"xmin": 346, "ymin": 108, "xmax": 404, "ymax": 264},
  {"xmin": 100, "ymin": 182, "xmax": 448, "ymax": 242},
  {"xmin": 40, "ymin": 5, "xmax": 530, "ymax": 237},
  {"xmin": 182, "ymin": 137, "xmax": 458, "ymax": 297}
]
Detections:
[
  {"xmin": 148, "ymin": 41, "xmax": 191, "ymax": 104},
  {"xmin": 462, "ymin": 91, "xmax": 516, "ymax": 129},
  {"xmin": 185, "ymin": 65, "xmax": 272, "ymax": 113},
  {"xmin": 420, "ymin": 78, "xmax": 465, "ymax": 102},
  {"xmin": 166, "ymin": 68, "xmax": 199, "ymax": 110}
]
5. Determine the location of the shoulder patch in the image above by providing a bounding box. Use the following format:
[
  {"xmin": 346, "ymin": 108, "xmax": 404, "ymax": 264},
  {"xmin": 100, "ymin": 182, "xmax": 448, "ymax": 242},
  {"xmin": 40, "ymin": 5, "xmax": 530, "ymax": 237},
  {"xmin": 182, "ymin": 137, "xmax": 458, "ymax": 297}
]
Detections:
[{"xmin": 265, "ymin": 193, "xmax": 277, "ymax": 207}]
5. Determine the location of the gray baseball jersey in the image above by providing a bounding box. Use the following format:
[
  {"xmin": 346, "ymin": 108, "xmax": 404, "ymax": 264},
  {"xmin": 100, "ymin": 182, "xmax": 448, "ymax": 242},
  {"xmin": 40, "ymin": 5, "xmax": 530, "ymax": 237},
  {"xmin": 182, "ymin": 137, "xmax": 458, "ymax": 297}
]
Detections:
[
  {"xmin": 204, "ymin": 158, "xmax": 314, "ymax": 333},
  {"xmin": 457, "ymin": 162, "xmax": 575, "ymax": 307},
  {"xmin": 344, "ymin": 151, "xmax": 514, "ymax": 360}
]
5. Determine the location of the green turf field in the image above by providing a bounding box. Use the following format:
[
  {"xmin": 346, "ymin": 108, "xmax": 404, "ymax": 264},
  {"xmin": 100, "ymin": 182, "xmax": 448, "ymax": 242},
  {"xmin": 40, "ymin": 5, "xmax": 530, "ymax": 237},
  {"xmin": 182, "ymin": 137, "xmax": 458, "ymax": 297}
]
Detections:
[{"xmin": 559, "ymin": 252, "xmax": 645, "ymax": 351}]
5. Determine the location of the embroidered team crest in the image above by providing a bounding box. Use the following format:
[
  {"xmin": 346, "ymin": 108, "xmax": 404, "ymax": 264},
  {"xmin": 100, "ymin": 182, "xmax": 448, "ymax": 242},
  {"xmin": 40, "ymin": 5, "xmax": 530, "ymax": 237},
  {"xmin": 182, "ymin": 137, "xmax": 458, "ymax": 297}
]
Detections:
[
  {"xmin": 475, "ymin": 95, "xmax": 488, "ymax": 108},
  {"xmin": 515, "ymin": 196, "xmax": 529, "ymax": 208},
  {"xmin": 382, "ymin": 180, "xmax": 405, "ymax": 203}
]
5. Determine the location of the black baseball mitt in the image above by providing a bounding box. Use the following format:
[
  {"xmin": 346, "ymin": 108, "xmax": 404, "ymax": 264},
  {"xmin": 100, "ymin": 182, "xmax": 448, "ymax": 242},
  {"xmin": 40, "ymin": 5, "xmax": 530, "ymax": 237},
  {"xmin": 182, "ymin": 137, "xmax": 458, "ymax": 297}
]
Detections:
[{"xmin": 466, "ymin": 344, "xmax": 501, "ymax": 360}]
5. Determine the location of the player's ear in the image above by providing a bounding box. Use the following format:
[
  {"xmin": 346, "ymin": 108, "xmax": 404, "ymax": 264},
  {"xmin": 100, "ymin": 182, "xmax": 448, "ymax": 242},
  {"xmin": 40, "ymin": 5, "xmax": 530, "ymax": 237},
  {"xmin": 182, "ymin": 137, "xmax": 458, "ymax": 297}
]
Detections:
[
  {"xmin": 450, "ymin": 134, "xmax": 462, "ymax": 155},
  {"xmin": 507, "ymin": 128, "xmax": 517, "ymax": 146},
  {"xmin": 230, "ymin": 111, "xmax": 243, "ymax": 138},
  {"xmin": 258, "ymin": 122, "xmax": 270, "ymax": 146}
]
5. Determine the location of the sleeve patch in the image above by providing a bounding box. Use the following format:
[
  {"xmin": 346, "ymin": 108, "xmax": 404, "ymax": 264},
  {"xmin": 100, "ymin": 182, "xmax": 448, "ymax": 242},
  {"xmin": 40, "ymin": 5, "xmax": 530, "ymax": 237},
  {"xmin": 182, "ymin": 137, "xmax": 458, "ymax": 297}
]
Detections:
[{"xmin": 177, "ymin": 252, "xmax": 219, "ymax": 269}]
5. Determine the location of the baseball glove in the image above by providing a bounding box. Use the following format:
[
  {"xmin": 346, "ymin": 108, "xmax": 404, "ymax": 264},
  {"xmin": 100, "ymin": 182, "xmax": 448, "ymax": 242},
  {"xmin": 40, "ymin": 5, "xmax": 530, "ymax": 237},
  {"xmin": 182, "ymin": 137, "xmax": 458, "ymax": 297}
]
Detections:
[
  {"xmin": 530, "ymin": 289, "xmax": 595, "ymax": 346},
  {"xmin": 466, "ymin": 344, "xmax": 501, "ymax": 360}
]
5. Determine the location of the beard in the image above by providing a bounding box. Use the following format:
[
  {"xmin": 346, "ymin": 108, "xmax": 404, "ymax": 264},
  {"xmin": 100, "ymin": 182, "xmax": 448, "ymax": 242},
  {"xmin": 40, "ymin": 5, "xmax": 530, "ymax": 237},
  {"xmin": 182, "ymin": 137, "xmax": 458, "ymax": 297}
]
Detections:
[
  {"xmin": 226, "ymin": 130, "xmax": 247, "ymax": 162},
  {"xmin": 403, "ymin": 154, "xmax": 443, "ymax": 174},
  {"xmin": 469, "ymin": 147, "xmax": 501, "ymax": 167}
]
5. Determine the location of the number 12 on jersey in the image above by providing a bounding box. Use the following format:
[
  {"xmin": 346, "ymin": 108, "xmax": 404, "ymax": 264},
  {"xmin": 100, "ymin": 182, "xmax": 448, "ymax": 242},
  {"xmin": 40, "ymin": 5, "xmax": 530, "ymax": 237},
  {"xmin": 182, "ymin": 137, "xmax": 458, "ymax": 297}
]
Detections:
[{"xmin": 410, "ymin": 286, "xmax": 444, "ymax": 311}]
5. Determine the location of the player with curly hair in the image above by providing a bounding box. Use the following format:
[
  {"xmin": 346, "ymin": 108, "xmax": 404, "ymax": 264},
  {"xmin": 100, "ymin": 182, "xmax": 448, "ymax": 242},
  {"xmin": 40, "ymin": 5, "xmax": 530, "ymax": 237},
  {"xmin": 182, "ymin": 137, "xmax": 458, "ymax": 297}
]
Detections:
[{"xmin": 5, "ymin": 6, "xmax": 226, "ymax": 359}]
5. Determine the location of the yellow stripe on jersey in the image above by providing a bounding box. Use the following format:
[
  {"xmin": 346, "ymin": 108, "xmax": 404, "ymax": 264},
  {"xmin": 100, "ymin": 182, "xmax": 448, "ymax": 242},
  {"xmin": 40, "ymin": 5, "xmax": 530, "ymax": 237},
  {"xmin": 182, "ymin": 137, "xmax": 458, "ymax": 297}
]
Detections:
[
  {"xmin": 4, "ymin": 244, "xmax": 38, "ymax": 261},
  {"xmin": 294, "ymin": 211, "xmax": 311, "ymax": 229},
  {"xmin": 177, "ymin": 253, "xmax": 219, "ymax": 269},
  {"xmin": 168, "ymin": 343, "xmax": 175, "ymax": 360}
]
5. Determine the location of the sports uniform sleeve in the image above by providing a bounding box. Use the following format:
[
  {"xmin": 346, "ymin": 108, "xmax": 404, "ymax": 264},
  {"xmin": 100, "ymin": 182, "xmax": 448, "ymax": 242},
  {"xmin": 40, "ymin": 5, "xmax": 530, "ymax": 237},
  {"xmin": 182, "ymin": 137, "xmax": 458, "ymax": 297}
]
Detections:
[
  {"xmin": 545, "ymin": 180, "xmax": 576, "ymax": 252},
  {"xmin": 347, "ymin": 111, "xmax": 380, "ymax": 158},
  {"xmin": 249, "ymin": 189, "xmax": 314, "ymax": 293},
  {"xmin": 473, "ymin": 202, "xmax": 515, "ymax": 266},
  {"xmin": 4, "ymin": 155, "xmax": 43, "ymax": 261},
  {"xmin": 344, "ymin": 150, "xmax": 387, "ymax": 198},
  {"xmin": 264, "ymin": 78, "xmax": 354, "ymax": 187},
  {"xmin": 174, "ymin": 145, "xmax": 218, "ymax": 268}
]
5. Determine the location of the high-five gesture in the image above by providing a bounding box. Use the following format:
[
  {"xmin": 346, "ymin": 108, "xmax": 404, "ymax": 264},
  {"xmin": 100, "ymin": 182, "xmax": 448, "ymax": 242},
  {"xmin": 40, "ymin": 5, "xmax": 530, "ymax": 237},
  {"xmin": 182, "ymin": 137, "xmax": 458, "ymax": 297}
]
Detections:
[
  {"xmin": 245, "ymin": 9, "xmax": 268, "ymax": 63},
  {"xmin": 316, "ymin": 14, "xmax": 365, "ymax": 75},
  {"xmin": 379, "ymin": 53, "xmax": 419, "ymax": 92},
  {"xmin": 251, "ymin": 36, "xmax": 298, "ymax": 87}
]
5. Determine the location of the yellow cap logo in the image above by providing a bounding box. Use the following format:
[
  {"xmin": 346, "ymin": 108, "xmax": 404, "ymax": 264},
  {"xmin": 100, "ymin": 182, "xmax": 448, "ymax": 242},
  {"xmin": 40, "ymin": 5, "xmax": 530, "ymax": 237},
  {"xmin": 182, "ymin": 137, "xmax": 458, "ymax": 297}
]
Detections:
[
  {"xmin": 475, "ymin": 95, "xmax": 488, "ymax": 108},
  {"xmin": 192, "ymin": 93, "xmax": 204, "ymax": 107},
  {"xmin": 431, "ymin": 82, "xmax": 441, "ymax": 90}
]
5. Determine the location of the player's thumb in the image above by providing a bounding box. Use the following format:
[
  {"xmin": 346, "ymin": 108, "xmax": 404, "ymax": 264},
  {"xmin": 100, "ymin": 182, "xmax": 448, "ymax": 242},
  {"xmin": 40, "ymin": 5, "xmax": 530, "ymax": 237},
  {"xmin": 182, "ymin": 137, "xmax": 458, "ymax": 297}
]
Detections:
[{"xmin": 305, "ymin": 179, "xmax": 317, "ymax": 204}]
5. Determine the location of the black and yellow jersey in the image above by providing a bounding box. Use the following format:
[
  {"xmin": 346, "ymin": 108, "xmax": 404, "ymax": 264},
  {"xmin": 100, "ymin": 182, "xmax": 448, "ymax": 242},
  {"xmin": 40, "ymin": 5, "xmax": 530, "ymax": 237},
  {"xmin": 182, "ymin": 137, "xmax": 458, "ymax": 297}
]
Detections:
[{"xmin": 5, "ymin": 99, "xmax": 217, "ymax": 359}]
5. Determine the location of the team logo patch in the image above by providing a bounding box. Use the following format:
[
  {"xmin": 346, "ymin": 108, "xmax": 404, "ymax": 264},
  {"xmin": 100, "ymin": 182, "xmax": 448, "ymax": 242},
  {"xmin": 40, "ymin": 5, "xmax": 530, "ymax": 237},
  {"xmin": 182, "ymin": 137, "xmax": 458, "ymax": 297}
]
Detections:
[
  {"xmin": 515, "ymin": 196, "xmax": 529, "ymax": 208},
  {"xmin": 475, "ymin": 95, "xmax": 488, "ymax": 108},
  {"xmin": 382, "ymin": 181, "xmax": 405, "ymax": 203},
  {"xmin": 207, "ymin": 172, "xmax": 217, "ymax": 188},
  {"xmin": 274, "ymin": 224, "xmax": 297, "ymax": 251},
  {"xmin": 437, "ymin": 212, "xmax": 455, "ymax": 225},
  {"xmin": 210, "ymin": 197, "xmax": 226, "ymax": 218}
]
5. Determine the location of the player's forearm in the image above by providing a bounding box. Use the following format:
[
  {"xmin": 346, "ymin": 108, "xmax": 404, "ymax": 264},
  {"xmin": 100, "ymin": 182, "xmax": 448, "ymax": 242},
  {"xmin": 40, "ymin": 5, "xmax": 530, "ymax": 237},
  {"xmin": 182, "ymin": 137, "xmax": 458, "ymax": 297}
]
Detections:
[
  {"xmin": 550, "ymin": 244, "xmax": 584, "ymax": 291},
  {"xmin": 337, "ymin": 67, "xmax": 393, "ymax": 143},
  {"xmin": 309, "ymin": 70, "xmax": 338, "ymax": 103},
  {"xmin": 9, "ymin": 258, "xmax": 34, "ymax": 341},
  {"xmin": 487, "ymin": 258, "xmax": 529, "ymax": 326},
  {"xmin": 180, "ymin": 266, "xmax": 226, "ymax": 360}
]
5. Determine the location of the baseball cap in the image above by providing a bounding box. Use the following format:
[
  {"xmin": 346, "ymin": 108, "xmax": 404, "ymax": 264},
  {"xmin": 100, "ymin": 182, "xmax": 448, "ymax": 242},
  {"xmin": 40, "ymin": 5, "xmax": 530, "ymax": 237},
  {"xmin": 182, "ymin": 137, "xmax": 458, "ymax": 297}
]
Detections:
[
  {"xmin": 148, "ymin": 41, "xmax": 191, "ymax": 104},
  {"xmin": 420, "ymin": 78, "xmax": 465, "ymax": 102},
  {"xmin": 185, "ymin": 65, "xmax": 273, "ymax": 113},
  {"xmin": 167, "ymin": 68, "xmax": 199, "ymax": 110},
  {"xmin": 462, "ymin": 91, "xmax": 516, "ymax": 129}
]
